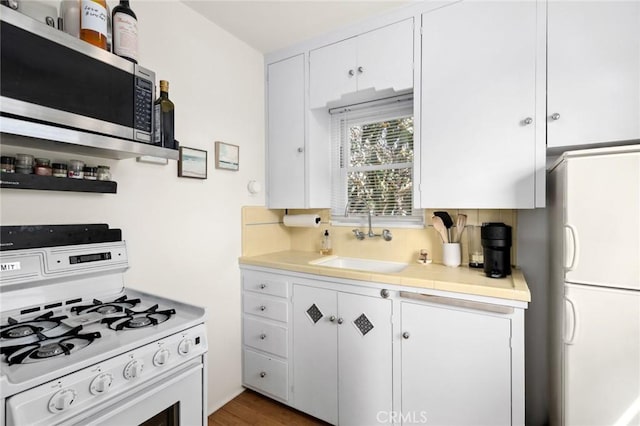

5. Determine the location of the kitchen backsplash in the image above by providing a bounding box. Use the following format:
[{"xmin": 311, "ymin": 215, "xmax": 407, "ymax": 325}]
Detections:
[{"xmin": 241, "ymin": 206, "xmax": 518, "ymax": 265}]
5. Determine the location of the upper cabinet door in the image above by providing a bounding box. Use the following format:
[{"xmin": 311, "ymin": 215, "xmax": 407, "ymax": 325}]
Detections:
[
  {"xmin": 266, "ymin": 54, "xmax": 306, "ymax": 208},
  {"xmin": 309, "ymin": 19, "xmax": 414, "ymax": 109},
  {"xmin": 309, "ymin": 37, "xmax": 357, "ymax": 109},
  {"xmin": 547, "ymin": 1, "xmax": 640, "ymax": 148},
  {"xmin": 356, "ymin": 19, "xmax": 414, "ymax": 96},
  {"xmin": 419, "ymin": 1, "xmax": 541, "ymax": 208}
]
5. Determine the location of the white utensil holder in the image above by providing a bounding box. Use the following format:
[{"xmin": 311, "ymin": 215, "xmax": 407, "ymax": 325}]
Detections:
[{"xmin": 442, "ymin": 243, "xmax": 461, "ymax": 267}]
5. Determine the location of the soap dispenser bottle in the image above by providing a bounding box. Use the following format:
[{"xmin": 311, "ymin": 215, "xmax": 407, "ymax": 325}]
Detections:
[{"xmin": 320, "ymin": 230, "xmax": 332, "ymax": 255}]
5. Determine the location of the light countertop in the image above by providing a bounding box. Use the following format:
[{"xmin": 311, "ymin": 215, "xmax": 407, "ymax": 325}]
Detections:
[{"xmin": 239, "ymin": 251, "xmax": 531, "ymax": 303}]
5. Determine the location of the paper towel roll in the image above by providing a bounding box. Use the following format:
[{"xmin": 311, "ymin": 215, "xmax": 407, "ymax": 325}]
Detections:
[{"xmin": 283, "ymin": 214, "xmax": 321, "ymax": 228}]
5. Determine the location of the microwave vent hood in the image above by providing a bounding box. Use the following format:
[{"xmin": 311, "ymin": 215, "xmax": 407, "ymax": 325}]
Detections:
[{"xmin": 0, "ymin": 7, "xmax": 177, "ymax": 161}]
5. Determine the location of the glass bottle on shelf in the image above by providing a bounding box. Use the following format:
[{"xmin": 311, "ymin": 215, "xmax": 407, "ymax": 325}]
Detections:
[
  {"xmin": 80, "ymin": 0, "xmax": 108, "ymax": 50},
  {"xmin": 153, "ymin": 80, "xmax": 175, "ymax": 149},
  {"xmin": 112, "ymin": 0, "xmax": 138, "ymax": 63}
]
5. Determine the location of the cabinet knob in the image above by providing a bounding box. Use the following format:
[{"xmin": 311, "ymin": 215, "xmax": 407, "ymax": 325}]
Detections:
[
  {"xmin": 259, "ymin": 371, "xmax": 267, "ymax": 378},
  {"xmin": 380, "ymin": 289, "xmax": 390, "ymax": 299},
  {"xmin": 402, "ymin": 332, "xmax": 410, "ymax": 339},
  {"xmin": 348, "ymin": 69, "xmax": 355, "ymax": 77},
  {"xmin": 259, "ymin": 333, "xmax": 267, "ymax": 340},
  {"xmin": 523, "ymin": 117, "xmax": 533, "ymax": 125},
  {"xmin": 357, "ymin": 66, "xmax": 364, "ymax": 74},
  {"xmin": 337, "ymin": 318, "xmax": 344, "ymax": 324},
  {"xmin": 551, "ymin": 113, "xmax": 561, "ymax": 121},
  {"xmin": 259, "ymin": 305, "xmax": 266, "ymax": 311},
  {"xmin": 329, "ymin": 315, "xmax": 336, "ymax": 322},
  {"xmin": 259, "ymin": 283, "xmax": 266, "ymax": 289},
  {"xmin": 297, "ymin": 147, "xmax": 304, "ymax": 153}
]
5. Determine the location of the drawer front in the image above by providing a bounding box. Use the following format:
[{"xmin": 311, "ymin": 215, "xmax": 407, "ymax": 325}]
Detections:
[
  {"xmin": 244, "ymin": 293, "xmax": 288, "ymax": 322},
  {"xmin": 243, "ymin": 317, "xmax": 288, "ymax": 358},
  {"xmin": 243, "ymin": 271, "xmax": 289, "ymax": 298},
  {"xmin": 244, "ymin": 349, "xmax": 288, "ymax": 401}
]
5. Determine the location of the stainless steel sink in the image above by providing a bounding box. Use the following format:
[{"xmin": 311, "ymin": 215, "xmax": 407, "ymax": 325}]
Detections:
[{"xmin": 310, "ymin": 256, "xmax": 408, "ymax": 274}]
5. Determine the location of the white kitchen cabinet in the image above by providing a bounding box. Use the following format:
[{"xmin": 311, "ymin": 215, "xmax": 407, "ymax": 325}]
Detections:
[
  {"xmin": 418, "ymin": 1, "xmax": 544, "ymax": 208},
  {"xmin": 309, "ymin": 19, "xmax": 414, "ymax": 109},
  {"xmin": 242, "ymin": 270, "xmax": 291, "ymax": 402},
  {"xmin": 266, "ymin": 54, "xmax": 306, "ymax": 208},
  {"xmin": 547, "ymin": 1, "xmax": 640, "ymax": 148},
  {"xmin": 292, "ymin": 284, "xmax": 393, "ymax": 425},
  {"xmin": 401, "ymin": 299, "xmax": 513, "ymax": 426}
]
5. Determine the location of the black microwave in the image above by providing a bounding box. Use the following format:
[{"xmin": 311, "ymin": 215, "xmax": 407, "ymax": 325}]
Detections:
[{"xmin": 0, "ymin": 7, "xmax": 155, "ymax": 144}]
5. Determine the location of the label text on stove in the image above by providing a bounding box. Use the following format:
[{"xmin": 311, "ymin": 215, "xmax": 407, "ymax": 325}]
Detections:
[{"xmin": 1, "ymin": 262, "xmax": 21, "ymax": 271}]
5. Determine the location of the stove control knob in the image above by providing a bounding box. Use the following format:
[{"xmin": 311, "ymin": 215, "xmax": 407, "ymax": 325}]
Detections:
[
  {"xmin": 178, "ymin": 338, "xmax": 194, "ymax": 356},
  {"xmin": 48, "ymin": 388, "xmax": 77, "ymax": 413},
  {"xmin": 123, "ymin": 359, "xmax": 144, "ymax": 380},
  {"xmin": 153, "ymin": 348, "xmax": 170, "ymax": 366},
  {"xmin": 90, "ymin": 373, "xmax": 113, "ymax": 394}
]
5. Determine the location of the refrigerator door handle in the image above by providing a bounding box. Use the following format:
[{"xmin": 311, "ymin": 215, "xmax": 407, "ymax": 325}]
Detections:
[
  {"xmin": 564, "ymin": 296, "xmax": 578, "ymax": 345},
  {"xmin": 564, "ymin": 224, "xmax": 580, "ymax": 272}
]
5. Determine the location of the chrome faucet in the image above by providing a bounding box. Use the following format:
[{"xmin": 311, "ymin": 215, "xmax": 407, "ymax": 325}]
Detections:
[{"xmin": 352, "ymin": 210, "xmax": 392, "ymax": 241}]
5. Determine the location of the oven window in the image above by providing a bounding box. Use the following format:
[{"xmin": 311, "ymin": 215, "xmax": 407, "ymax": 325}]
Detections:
[{"xmin": 139, "ymin": 402, "xmax": 180, "ymax": 426}]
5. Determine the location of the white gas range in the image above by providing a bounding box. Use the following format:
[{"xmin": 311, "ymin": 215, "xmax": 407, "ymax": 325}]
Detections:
[{"xmin": 0, "ymin": 236, "xmax": 207, "ymax": 426}]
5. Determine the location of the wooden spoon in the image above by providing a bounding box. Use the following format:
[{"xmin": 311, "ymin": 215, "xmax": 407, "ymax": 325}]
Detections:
[
  {"xmin": 455, "ymin": 214, "xmax": 467, "ymax": 243},
  {"xmin": 432, "ymin": 215, "xmax": 449, "ymax": 243}
]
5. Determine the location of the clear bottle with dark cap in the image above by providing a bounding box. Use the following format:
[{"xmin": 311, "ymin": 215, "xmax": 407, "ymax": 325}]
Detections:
[{"xmin": 153, "ymin": 80, "xmax": 175, "ymax": 149}]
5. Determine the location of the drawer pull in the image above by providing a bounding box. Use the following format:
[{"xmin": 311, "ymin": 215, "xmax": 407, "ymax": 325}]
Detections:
[
  {"xmin": 260, "ymin": 283, "xmax": 267, "ymax": 289},
  {"xmin": 259, "ymin": 371, "xmax": 267, "ymax": 378},
  {"xmin": 259, "ymin": 333, "xmax": 267, "ymax": 340},
  {"xmin": 399, "ymin": 291, "xmax": 514, "ymax": 315},
  {"xmin": 259, "ymin": 305, "xmax": 266, "ymax": 311}
]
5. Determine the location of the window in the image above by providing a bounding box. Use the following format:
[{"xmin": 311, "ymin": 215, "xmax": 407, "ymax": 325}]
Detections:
[{"xmin": 331, "ymin": 97, "xmax": 422, "ymax": 226}]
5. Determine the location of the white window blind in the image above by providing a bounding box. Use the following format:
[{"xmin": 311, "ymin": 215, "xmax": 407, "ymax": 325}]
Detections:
[{"xmin": 330, "ymin": 97, "xmax": 421, "ymax": 225}]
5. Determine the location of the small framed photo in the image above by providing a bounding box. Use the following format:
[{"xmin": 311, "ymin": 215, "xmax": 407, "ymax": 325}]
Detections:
[
  {"xmin": 178, "ymin": 147, "xmax": 208, "ymax": 179},
  {"xmin": 215, "ymin": 141, "xmax": 239, "ymax": 171}
]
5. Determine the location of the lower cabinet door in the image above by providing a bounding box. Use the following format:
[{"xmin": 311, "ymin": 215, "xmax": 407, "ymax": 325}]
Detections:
[
  {"xmin": 243, "ymin": 349, "xmax": 288, "ymax": 401},
  {"xmin": 401, "ymin": 302, "xmax": 512, "ymax": 426},
  {"xmin": 292, "ymin": 284, "xmax": 338, "ymax": 424},
  {"xmin": 338, "ymin": 292, "xmax": 393, "ymax": 426}
]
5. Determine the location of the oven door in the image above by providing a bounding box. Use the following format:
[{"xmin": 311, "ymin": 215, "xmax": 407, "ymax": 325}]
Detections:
[{"xmin": 81, "ymin": 362, "xmax": 204, "ymax": 426}]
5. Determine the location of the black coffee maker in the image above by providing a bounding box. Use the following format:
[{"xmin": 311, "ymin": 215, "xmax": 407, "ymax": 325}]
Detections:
[{"xmin": 481, "ymin": 223, "xmax": 512, "ymax": 278}]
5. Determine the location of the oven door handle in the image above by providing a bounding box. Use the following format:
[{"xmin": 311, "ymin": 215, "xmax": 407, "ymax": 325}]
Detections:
[{"xmin": 78, "ymin": 360, "xmax": 203, "ymax": 426}]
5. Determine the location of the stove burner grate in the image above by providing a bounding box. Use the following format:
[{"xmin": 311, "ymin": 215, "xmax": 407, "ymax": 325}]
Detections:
[
  {"xmin": 102, "ymin": 304, "xmax": 176, "ymax": 331},
  {"xmin": 0, "ymin": 326, "xmax": 101, "ymax": 365},
  {"xmin": 71, "ymin": 295, "xmax": 141, "ymax": 316},
  {"xmin": 0, "ymin": 312, "xmax": 68, "ymax": 340}
]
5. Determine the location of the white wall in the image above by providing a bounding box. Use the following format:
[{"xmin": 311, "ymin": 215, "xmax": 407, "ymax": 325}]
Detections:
[
  {"xmin": 0, "ymin": 1, "xmax": 265, "ymax": 414},
  {"xmin": 517, "ymin": 209, "xmax": 549, "ymax": 425}
]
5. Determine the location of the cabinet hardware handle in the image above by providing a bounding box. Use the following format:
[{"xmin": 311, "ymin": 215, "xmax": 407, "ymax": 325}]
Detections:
[
  {"xmin": 259, "ymin": 305, "xmax": 266, "ymax": 311},
  {"xmin": 402, "ymin": 332, "xmax": 410, "ymax": 339},
  {"xmin": 297, "ymin": 147, "xmax": 304, "ymax": 153},
  {"xmin": 260, "ymin": 371, "xmax": 266, "ymax": 378},
  {"xmin": 329, "ymin": 316, "xmax": 336, "ymax": 322},
  {"xmin": 337, "ymin": 318, "xmax": 344, "ymax": 324},
  {"xmin": 380, "ymin": 289, "xmax": 390, "ymax": 299},
  {"xmin": 259, "ymin": 283, "xmax": 267, "ymax": 289},
  {"xmin": 357, "ymin": 66, "xmax": 364, "ymax": 73},
  {"xmin": 348, "ymin": 69, "xmax": 355, "ymax": 77},
  {"xmin": 551, "ymin": 113, "xmax": 561, "ymax": 121},
  {"xmin": 523, "ymin": 117, "xmax": 533, "ymax": 125},
  {"xmin": 260, "ymin": 333, "xmax": 267, "ymax": 340},
  {"xmin": 398, "ymin": 291, "xmax": 514, "ymax": 315}
]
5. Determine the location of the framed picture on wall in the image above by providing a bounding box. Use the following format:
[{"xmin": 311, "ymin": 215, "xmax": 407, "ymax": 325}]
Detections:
[
  {"xmin": 215, "ymin": 141, "xmax": 239, "ymax": 171},
  {"xmin": 178, "ymin": 147, "xmax": 208, "ymax": 179}
]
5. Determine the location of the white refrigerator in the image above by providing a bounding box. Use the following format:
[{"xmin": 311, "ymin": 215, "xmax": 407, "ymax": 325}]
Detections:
[{"xmin": 548, "ymin": 145, "xmax": 640, "ymax": 425}]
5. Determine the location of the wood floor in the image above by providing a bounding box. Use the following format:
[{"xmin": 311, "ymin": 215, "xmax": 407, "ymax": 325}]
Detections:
[{"xmin": 208, "ymin": 389, "xmax": 329, "ymax": 426}]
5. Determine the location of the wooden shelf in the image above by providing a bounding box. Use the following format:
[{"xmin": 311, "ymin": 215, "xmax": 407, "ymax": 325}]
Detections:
[{"xmin": 0, "ymin": 172, "xmax": 117, "ymax": 193}]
